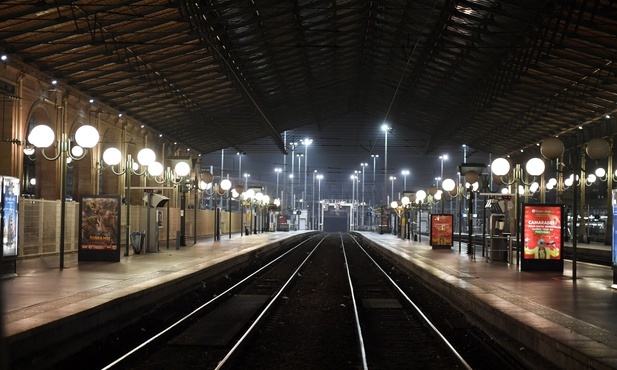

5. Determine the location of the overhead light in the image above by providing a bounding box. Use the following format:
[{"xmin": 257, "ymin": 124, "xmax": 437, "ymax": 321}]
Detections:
[
  {"xmin": 1, "ymin": 54, "xmax": 7, "ymax": 61},
  {"xmin": 51, "ymin": 79, "xmax": 57, "ymax": 85},
  {"xmin": 89, "ymin": 98, "xmax": 94, "ymax": 104}
]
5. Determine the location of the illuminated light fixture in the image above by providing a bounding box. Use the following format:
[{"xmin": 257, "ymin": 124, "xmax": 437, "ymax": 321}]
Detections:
[
  {"xmin": 23, "ymin": 146, "xmax": 35, "ymax": 156},
  {"xmin": 174, "ymin": 161, "xmax": 191, "ymax": 177},
  {"xmin": 147, "ymin": 161, "xmax": 164, "ymax": 177},
  {"xmin": 137, "ymin": 148, "xmax": 156, "ymax": 166}
]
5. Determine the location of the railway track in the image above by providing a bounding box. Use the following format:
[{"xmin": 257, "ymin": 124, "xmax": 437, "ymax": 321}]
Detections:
[{"xmin": 60, "ymin": 232, "xmax": 553, "ymax": 369}]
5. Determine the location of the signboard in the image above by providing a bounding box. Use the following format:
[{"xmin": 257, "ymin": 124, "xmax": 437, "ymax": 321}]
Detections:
[
  {"xmin": 430, "ymin": 214, "xmax": 453, "ymax": 248},
  {"xmin": 79, "ymin": 195, "xmax": 121, "ymax": 262},
  {"xmin": 521, "ymin": 203, "xmax": 564, "ymax": 272},
  {"xmin": 2, "ymin": 176, "xmax": 19, "ymax": 260}
]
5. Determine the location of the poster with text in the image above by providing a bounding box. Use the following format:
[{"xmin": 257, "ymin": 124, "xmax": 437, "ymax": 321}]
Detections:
[
  {"xmin": 522, "ymin": 204, "xmax": 564, "ymax": 272},
  {"xmin": 2, "ymin": 177, "xmax": 19, "ymax": 259},
  {"xmin": 430, "ymin": 214, "xmax": 453, "ymax": 248},
  {"xmin": 79, "ymin": 195, "xmax": 121, "ymax": 262}
]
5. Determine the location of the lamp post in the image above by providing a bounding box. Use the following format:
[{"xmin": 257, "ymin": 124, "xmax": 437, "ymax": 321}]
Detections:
[
  {"xmin": 382, "ymin": 124, "xmax": 390, "ymax": 206},
  {"xmin": 491, "ymin": 157, "xmax": 545, "ymax": 265},
  {"xmin": 360, "ymin": 163, "xmax": 368, "ymax": 229},
  {"xmin": 416, "ymin": 190, "xmax": 427, "ymax": 242},
  {"xmin": 274, "ymin": 167, "xmax": 282, "ymax": 200},
  {"xmin": 401, "ymin": 170, "xmax": 409, "ymax": 190},
  {"xmin": 296, "ymin": 153, "xmax": 303, "ymax": 229},
  {"xmin": 389, "ymin": 176, "xmax": 396, "ymax": 205},
  {"xmin": 301, "ymin": 138, "xmax": 312, "ymax": 229},
  {"xmin": 312, "ymin": 169, "xmax": 316, "ymax": 230},
  {"xmin": 351, "ymin": 174, "xmax": 358, "ymax": 230},
  {"xmin": 371, "ymin": 154, "xmax": 379, "ymax": 207},
  {"xmin": 28, "ymin": 123, "xmax": 100, "ymax": 270},
  {"xmin": 317, "ymin": 174, "xmax": 323, "ymax": 230},
  {"xmin": 439, "ymin": 154, "xmax": 448, "ymax": 213}
]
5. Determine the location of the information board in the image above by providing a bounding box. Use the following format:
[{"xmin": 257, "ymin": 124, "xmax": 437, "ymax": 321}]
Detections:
[{"xmin": 521, "ymin": 203, "xmax": 564, "ymax": 272}]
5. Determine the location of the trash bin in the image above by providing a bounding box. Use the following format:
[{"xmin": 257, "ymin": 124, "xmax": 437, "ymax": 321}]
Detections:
[{"xmin": 131, "ymin": 231, "xmax": 145, "ymax": 254}]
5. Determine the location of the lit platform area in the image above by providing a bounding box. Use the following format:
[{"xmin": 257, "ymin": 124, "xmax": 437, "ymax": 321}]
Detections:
[{"xmin": 358, "ymin": 232, "xmax": 617, "ymax": 370}]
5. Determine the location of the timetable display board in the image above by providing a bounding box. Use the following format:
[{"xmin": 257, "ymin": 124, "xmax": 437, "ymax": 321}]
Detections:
[
  {"xmin": 521, "ymin": 203, "xmax": 564, "ymax": 272},
  {"xmin": 430, "ymin": 214, "xmax": 453, "ymax": 248},
  {"xmin": 79, "ymin": 195, "xmax": 121, "ymax": 262},
  {"xmin": 2, "ymin": 176, "xmax": 19, "ymax": 260}
]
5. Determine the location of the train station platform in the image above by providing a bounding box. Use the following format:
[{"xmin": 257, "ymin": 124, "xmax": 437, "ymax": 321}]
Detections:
[
  {"xmin": 0, "ymin": 230, "xmax": 616, "ymax": 369},
  {"xmin": 359, "ymin": 232, "xmax": 617, "ymax": 370}
]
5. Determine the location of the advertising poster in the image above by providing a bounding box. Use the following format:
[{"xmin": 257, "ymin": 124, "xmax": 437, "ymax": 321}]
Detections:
[
  {"xmin": 522, "ymin": 204, "xmax": 564, "ymax": 272},
  {"xmin": 2, "ymin": 176, "xmax": 19, "ymax": 259},
  {"xmin": 79, "ymin": 195, "xmax": 121, "ymax": 262},
  {"xmin": 430, "ymin": 214, "xmax": 453, "ymax": 248},
  {"xmin": 612, "ymin": 190, "xmax": 617, "ymax": 270}
]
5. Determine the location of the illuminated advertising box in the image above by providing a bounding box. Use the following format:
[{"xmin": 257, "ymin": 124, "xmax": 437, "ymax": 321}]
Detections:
[
  {"xmin": 79, "ymin": 195, "xmax": 121, "ymax": 262},
  {"xmin": 521, "ymin": 203, "xmax": 564, "ymax": 272},
  {"xmin": 430, "ymin": 214, "xmax": 453, "ymax": 248},
  {"xmin": 2, "ymin": 176, "xmax": 19, "ymax": 260},
  {"xmin": 612, "ymin": 190, "xmax": 617, "ymax": 270}
]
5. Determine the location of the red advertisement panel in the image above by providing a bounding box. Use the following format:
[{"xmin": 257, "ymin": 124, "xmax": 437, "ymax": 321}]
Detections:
[
  {"xmin": 523, "ymin": 205, "xmax": 562, "ymax": 260},
  {"xmin": 430, "ymin": 214, "xmax": 453, "ymax": 247}
]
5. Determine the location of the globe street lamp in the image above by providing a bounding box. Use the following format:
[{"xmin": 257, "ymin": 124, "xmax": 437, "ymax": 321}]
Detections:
[{"xmin": 28, "ymin": 123, "xmax": 99, "ymax": 269}]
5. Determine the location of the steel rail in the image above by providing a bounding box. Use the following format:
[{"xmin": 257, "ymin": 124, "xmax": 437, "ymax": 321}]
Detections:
[
  {"xmin": 102, "ymin": 234, "xmax": 319, "ymax": 369},
  {"xmin": 340, "ymin": 233, "xmax": 369, "ymax": 370},
  {"xmin": 350, "ymin": 234, "xmax": 473, "ymax": 370},
  {"xmin": 214, "ymin": 235, "xmax": 327, "ymax": 369}
]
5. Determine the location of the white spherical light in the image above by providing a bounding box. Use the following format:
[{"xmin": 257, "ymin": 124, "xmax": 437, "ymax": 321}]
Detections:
[
  {"xmin": 137, "ymin": 148, "xmax": 156, "ymax": 166},
  {"xmin": 416, "ymin": 190, "xmax": 427, "ymax": 202},
  {"xmin": 491, "ymin": 157, "xmax": 510, "ymax": 176},
  {"xmin": 71, "ymin": 145, "xmax": 84, "ymax": 157},
  {"xmin": 147, "ymin": 161, "xmax": 163, "ymax": 177},
  {"xmin": 595, "ymin": 168, "xmax": 606, "ymax": 178},
  {"xmin": 174, "ymin": 161, "xmax": 191, "ymax": 177},
  {"xmin": 28, "ymin": 125, "xmax": 55, "ymax": 148},
  {"xmin": 220, "ymin": 178, "xmax": 232, "ymax": 191},
  {"xmin": 74, "ymin": 125, "xmax": 99, "ymax": 148},
  {"xmin": 442, "ymin": 178, "xmax": 456, "ymax": 192},
  {"xmin": 525, "ymin": 157, "xmax": 545, "ymax": 176},
  {"xmin": 103, "ymin": 147, "xmax": 122, "ymax": 166}
]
